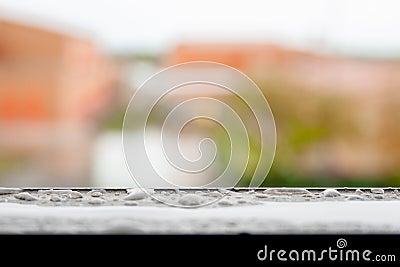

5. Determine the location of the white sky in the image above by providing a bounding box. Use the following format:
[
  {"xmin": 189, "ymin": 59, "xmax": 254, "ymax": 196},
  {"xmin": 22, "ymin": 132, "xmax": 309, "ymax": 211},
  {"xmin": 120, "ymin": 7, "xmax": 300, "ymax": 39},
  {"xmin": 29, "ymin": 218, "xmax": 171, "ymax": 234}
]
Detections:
[{"xmin": 0, "ymin": 0, "xmax": 399, "ymax": 56}]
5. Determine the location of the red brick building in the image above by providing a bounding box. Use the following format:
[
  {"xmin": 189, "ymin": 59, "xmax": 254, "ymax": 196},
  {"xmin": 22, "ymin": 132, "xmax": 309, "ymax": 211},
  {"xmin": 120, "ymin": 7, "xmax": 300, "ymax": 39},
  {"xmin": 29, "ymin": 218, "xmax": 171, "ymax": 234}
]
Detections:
[{"xmin": 0, "ymin": 19, "xmax": 117, "ymax": 186}]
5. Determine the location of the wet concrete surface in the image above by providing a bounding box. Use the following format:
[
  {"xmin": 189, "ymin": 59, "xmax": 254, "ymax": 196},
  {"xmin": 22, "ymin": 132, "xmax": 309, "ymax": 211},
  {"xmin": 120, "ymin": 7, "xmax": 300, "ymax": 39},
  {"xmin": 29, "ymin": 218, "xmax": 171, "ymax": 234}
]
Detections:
[{"xmin": 0, "ymin": 187, "xmax": 399, "ymax": 234}]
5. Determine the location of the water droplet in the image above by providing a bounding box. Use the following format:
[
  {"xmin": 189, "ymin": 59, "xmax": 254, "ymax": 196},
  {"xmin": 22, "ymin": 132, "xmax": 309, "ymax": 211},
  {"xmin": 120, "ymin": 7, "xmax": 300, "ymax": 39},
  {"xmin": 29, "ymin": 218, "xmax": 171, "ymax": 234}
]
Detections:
[
  {"xmin": 178, "ymin": 194, "xmax": 203, "ymax": 206},
  {"xmin": 346, "ymin": 195, "xmax": 364, "ymax": 201},
  {"xmin": 124, "ymin": 188, "xmax": 148, "ymax": 200},
  {"xmin": 88, "ymin": 198, "xmax": 105, "ymax": 205},
  {"xmin": 371, "ymin": 188, "xmax": 384, "ymax": 194},
  {"xmin": 355, "ymin": 189, "xmax": 364, "ymax": 195},
  {"xmin": 373, "ymin": 194, "xmax": 384, "ymax": 200},
  {"xmin": 124, "ymin": 201, "xmax": 138, "ymax": 206},
  {"xmin": 68, "ymin": 191, "xmax": 83, "ymax": 199},
  {"xmin": 322, "ymin": 189, "xmax": 341, "ymax": 197},
  {"xmin": 89, "ymin": 190, "xmax": 104, "ymax": 197},
  {"xmin": 218, "ymin": 199, "xmax": 234, "ymax": 206},
  {"xmin": 50, "ymin": 194, "xmax": 62, "ymax": 202},
  {"xmin": 14, "ymin": 192, "xmax": 37, "ymax": 201},
  {"xmin": 264, "ymin": 188, "xmax": 311, "ymax": 195}
]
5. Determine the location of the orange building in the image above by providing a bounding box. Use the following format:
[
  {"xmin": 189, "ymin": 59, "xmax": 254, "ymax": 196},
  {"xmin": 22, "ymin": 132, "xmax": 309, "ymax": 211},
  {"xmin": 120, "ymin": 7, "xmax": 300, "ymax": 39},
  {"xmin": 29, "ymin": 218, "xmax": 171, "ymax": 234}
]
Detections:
[
  {"xmin": 0, "ymin": 19, "xmax": 117, "ymax": 186},
  {"xmin": 165, "ymin": 43, "xmax": 400, "ymax": 179}
]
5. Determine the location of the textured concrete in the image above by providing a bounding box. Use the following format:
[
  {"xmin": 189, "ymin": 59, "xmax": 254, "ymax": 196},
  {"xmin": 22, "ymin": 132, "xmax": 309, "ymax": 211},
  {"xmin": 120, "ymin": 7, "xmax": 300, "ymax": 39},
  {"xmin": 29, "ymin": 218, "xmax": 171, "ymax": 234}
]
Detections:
[{"xmin": 0, "ymin": 188, "xmax": 399, "ymax": 234}]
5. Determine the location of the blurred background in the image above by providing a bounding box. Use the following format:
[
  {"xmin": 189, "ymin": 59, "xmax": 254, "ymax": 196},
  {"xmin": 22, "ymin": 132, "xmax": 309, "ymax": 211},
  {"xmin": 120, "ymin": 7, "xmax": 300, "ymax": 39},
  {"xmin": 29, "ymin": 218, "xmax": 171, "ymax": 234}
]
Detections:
[{"xmin": 0, "ymin": 0, "xmax": 399, "ymax": 187}]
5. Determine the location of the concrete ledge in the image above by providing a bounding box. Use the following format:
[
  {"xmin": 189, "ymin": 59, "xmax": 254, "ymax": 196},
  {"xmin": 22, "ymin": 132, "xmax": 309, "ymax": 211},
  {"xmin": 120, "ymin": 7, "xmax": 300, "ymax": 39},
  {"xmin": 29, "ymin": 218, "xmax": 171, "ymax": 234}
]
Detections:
[{"xmin": 0, "ymin": 188, "xmax": 399, "ymax": 234}]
